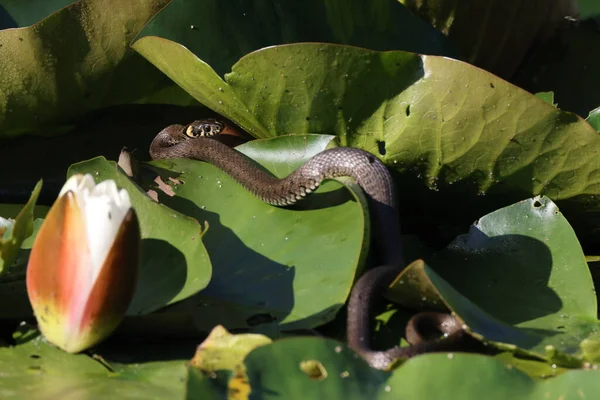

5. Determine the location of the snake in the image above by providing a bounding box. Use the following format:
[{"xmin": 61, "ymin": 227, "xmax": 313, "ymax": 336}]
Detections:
[{"xmin": 149, "ymin": 119, "xmax": 467, "ymax": 370}]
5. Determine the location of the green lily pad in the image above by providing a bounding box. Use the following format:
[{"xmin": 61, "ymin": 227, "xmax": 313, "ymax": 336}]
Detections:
[
  {"xmin": 0, "ymin": 328, "xmax": 187, "ymax": 399},
  {"xmin": 132, "ymin": 40, "xmax": 600, "ymax": 246},
  {"xmin": 0, "ymin": 180, "xmax": 41, "ymax": 275},
  {"xmin": 398, "ymin": 0, "xmax": 575, "ymax": 78},
  {"xmin": 514, "ymin": 19, "xmax": 600, "ymax": 120},
  {"xmin": 188, "ymin": 337, "xmax": 600, "ymax": 399},
  {"xmin": 135, "ymin": 0, "xmax": 455, "ymax": 78},
  {"xmin": 390, "ymin": 196, "xmax": 599, "ymax": 365},
  {"xmin": 0, "ymin": 0, "xmax": 78, "ymax": 28},
  {"xmin": 186, "ymin": 368, "xmax": 229, "ymax": 400},
  {"xmin": 534, "ymin": 91, "xmax": 556, "ymax": 107},
  {"xmin": 68, "ymin": 158, "xmax": 212, "ymax": 315},
  {"xmin": 143, "ymin": 135, "xmax": 367, "ymax": 331},
  {"xmin": 586, "ymin": 106, "xmax": 600, "ymax": 132},
  {"xmin": 385, "ymin": 259, "xmax": 541, "ymax": 356},
  {"xmin": 431, "ymin": 196, "xmax": 595, "ymax": 323},
  {"xmin": 579, "ymin": 0, "xmax": 600, "ymax": 19},
  {"xmin": 0, "ymin": 0, "xmax": 193, "ymax": 137},
  {"xmin": 493, "ymin": 352, "xmax": 568, "ymax": 379}
]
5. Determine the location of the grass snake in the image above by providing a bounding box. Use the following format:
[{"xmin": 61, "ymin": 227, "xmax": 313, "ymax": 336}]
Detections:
[{"xmin": 149, "ymin": 119, "xmax": 468, "ymax": 370}]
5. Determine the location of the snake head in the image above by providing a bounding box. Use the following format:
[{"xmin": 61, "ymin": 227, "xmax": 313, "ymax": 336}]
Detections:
[
  {"xmin": 149, "ymin": 118, "xmax": 248, "ymax": 160},
  {"xmin": 185, "ymin": 119, "xmax": 225, "ymax": 138}
]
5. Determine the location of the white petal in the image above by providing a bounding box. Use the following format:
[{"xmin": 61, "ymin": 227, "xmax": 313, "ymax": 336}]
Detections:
[
  {"xmin": 59, "ymin": 174, "xmax": 95, "ymax": 198},
  {"xmin": 0, "ymin": 217, "xmax": 14, "ymax": 238},
  {"xmin": 85, "ymin": 181, "xmax": 131, "ymax": 278},
  {"xmin": 58, "ymin": 174, "xmax": 132, "ymax": 282}
]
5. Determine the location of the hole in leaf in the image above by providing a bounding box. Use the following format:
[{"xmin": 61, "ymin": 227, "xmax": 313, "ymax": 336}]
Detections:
[
  {"xmin": 30, "ymin": 354, "xmax": 41, "ymax": 359},
  {"xmin": 533, "ymin": 200, "xmax": 543, "ymax": 208},
  {"xmin": 377, "ymin": 141, "xmax": 386, "ymax": 156},
  {"xmin": 300, "ymin": 360, "xmax": 327, "ymax": 381},
  {"xmin": 406, "ymin": 104, "xmax": 411, "ymax": 117},
  {"xmin": 490, "ymin": 83, "xmax": 495, "ymax": 89}
]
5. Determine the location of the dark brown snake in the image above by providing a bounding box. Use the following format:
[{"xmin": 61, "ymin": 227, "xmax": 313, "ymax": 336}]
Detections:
[{"xmin": 150, "ymin": 119, "xmax": 468, "ymax": 370}]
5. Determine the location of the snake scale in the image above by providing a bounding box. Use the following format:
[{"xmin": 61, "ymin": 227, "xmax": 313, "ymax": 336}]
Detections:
[{"xmin": 150, "ymin": 119, "xmax": 467, "ymax": 370}]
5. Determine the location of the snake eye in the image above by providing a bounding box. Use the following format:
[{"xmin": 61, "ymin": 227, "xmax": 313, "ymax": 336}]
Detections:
[
  {"xmin": 202, "ymin": 124, "xmax": 213, "ymax": 135},
  {"xmin": 185, "ymin": 125, "xmax": 200, "ymax": 138}
]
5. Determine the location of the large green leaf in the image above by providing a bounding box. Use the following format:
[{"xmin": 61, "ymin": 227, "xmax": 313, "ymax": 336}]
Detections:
[
  {"xmin": 586, "ymin": 106, "xmax": 600, "ymax": 132},
  {"xmin": 514, "ymin": 19, "xmax": 600, "ymax": 119},
  {"xmin": 143, "ymin": 135, "xmax": 367, "ymax": 331},
  {"xmin": 0, "ymin": 0, "xmax": 78, "ymax": 28},
  {"xmin": 578, "ymin": 0, "xmax": 600, "ymax": 19},
  {"xmin": 387, "ymin": 196, "xmax": 598, "ymax": 365},
  {"xmin": 398, "ymin": 0, "xmax": 576, "ymax": 78},
  {"xmin": 0, "ymin": 328, "xmax": 188, "ymax": 399},
  {"xmin": 0, "ymin": 0, "xmax": 195, "ymax": 137},
  {"xmin": 188, "ymin": 337, "xmax": 600, "ymax": 399},
  {"xmin": 68, "ymin": 158, "xmax": 212, "ymax": 315},
  {"xmin": 429, "ymin": 196, "xmax": 595, "ymax": 320},
  {"xmin": 534, "ymin": 91, "xmax": 556, "ymax": 107},
  {"xmin": 135, "ymin": 0, "xmax": 455, "ymax": 78},
  {"xmin": 131, "ymin": 41, "xmax": 600, "ymax": 245}
]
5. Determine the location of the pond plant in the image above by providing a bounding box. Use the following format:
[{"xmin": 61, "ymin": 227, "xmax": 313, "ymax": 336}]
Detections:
[{"xmin": 2, "ymin": 0, "xmax": 600, "ymax": 398}]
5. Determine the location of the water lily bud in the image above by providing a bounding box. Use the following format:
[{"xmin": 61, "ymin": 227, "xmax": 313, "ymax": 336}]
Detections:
[{"xmin": 26, "ymin": 174, "xmax": 140, "ymax": 353}]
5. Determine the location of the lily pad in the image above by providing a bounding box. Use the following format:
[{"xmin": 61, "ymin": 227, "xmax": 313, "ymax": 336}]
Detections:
[
  {"xmin": 134, "ymin": 40, "xmax": 600, "ymax": 246},
  {"xmin": 188, "ymin": 337, "xmax": 600, "ymax": 399},
  {"xmin": 398, "ymin": 0, "xmax": 575, "ymax": 78},
  {"xmin": 534, "ymin": 91, "xmax": 556, "ymax": 107},
  {"xmin": 390, "ymin": 196, "xmax": 599, "ymax": 365},
  {"xmin": 514, "ymin": 19, "xmax": 600, "ymax": 120},
  {"xmin": 0, "ymin": 0, "xmax": 194, "ymax": 137},
  {"xmin": 0, "ymin": 180, "xmax": 41, "ymax": 275},
  {"xmin": 493, "ymin": 352, "xmax": 568, "ymax": 379},
  {"xmin": 579, "ymin": 0, "xmax": 600, "ymax": 19},
  {"xmin": 0, "ymin": 0, "xmax": 78, "ymax": 28},
  {"xmin": 586, "ymin": 105, "xmax": 600, "ymax": 132},
  {"xmin": 135, "ymin": 0, "xmax": 455, "ymax": 77},
  {"xmin": 68, "ymin": 158, "xmax": 212, "ymax": 315},
  {"xmin": 0, "ymin": 328, "xmax": 188, "ymax": 399},
  {"xmin": 143, "ymin": 135, "xmax": 367, "ymax": 331}
]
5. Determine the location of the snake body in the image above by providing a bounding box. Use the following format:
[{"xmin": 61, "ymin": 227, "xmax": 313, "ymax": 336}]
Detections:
[{"xmin": 150, "ymin": 121, "xmax": 464, "ymax": 370}]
